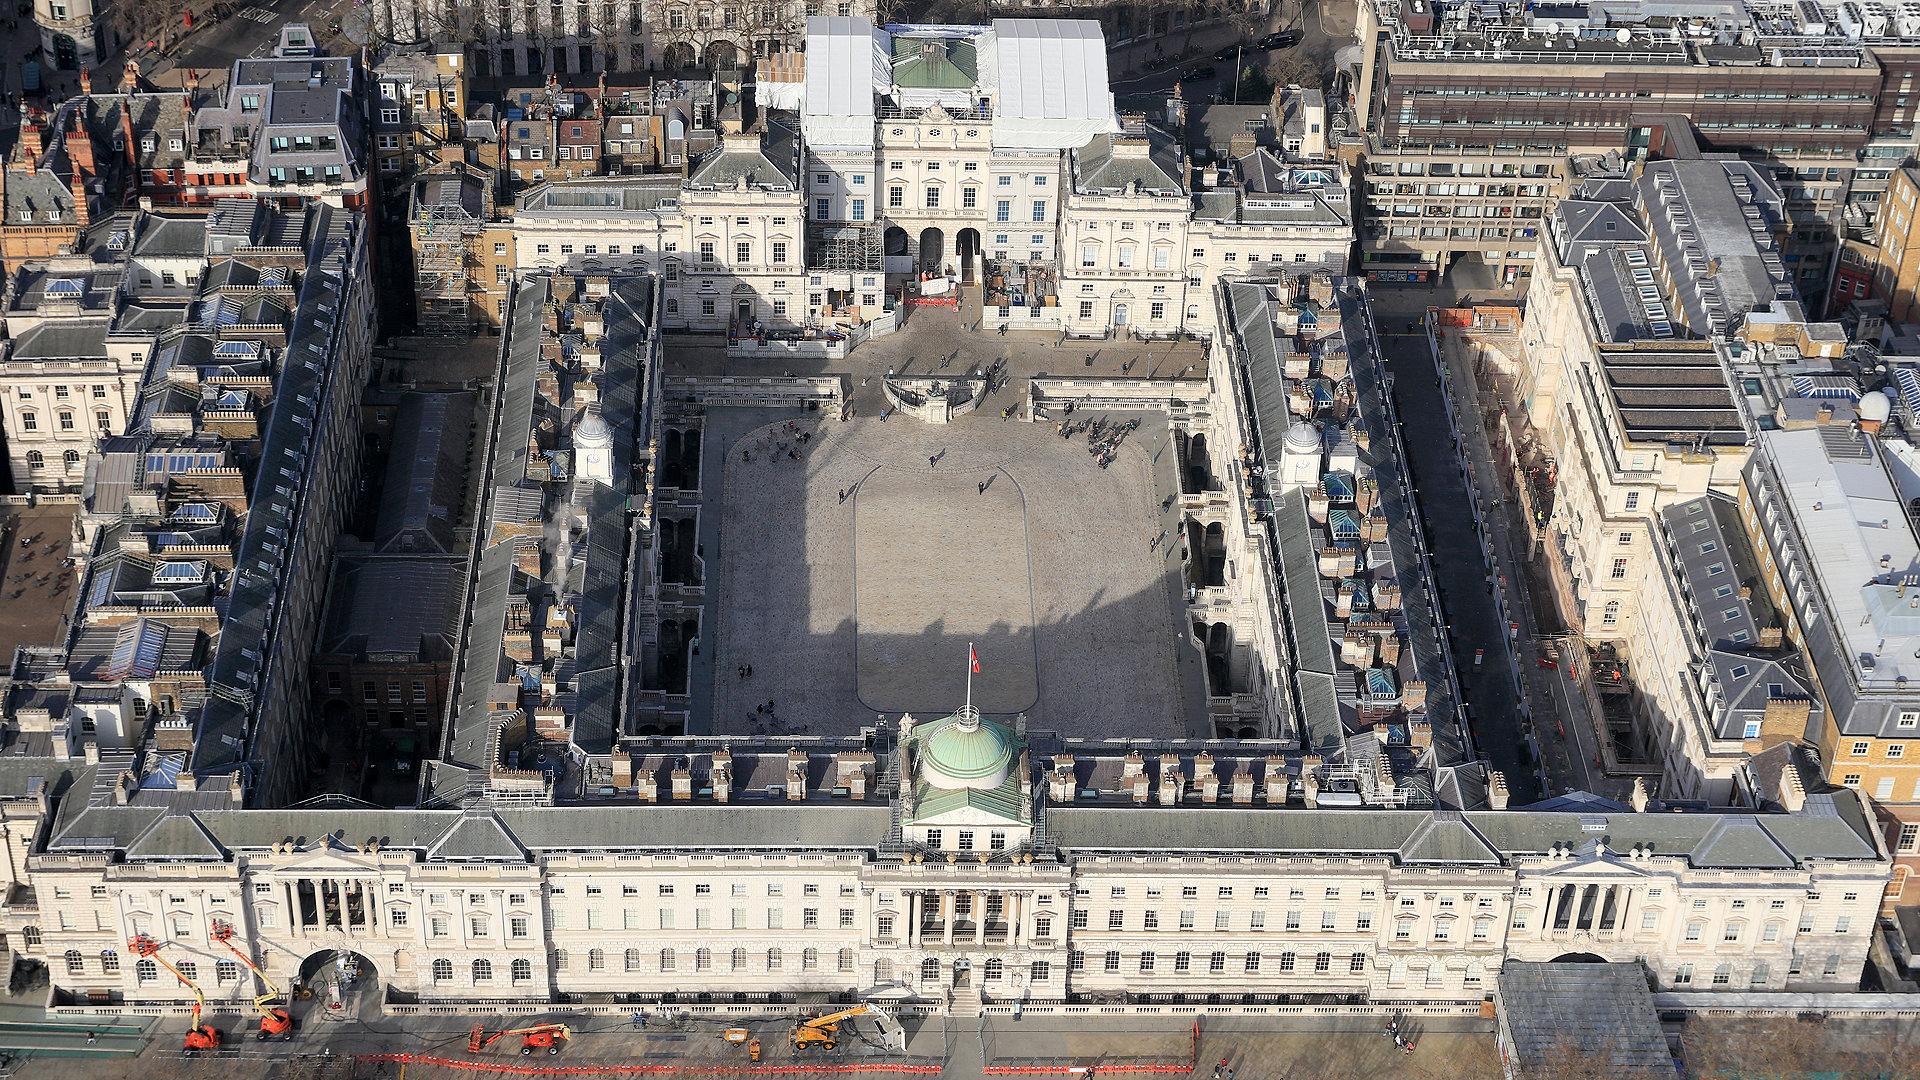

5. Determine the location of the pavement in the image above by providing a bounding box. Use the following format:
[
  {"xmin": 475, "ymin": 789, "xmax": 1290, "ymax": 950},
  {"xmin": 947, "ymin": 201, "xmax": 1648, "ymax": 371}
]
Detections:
[
  {"xmin": 0, "ymin": 1009, "xmax": 1504, "ymax": 1080},
  {"xmin": 705, "ymin": 394, "xmax": 1208, "ymax": 739},
  {"xmin": 0, "ymin": 503, "xmax": 77, "ymax": 663}
]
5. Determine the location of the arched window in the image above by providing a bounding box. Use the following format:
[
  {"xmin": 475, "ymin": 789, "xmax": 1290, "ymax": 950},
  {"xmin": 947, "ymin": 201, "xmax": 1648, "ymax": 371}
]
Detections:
[
  {"xmin": 1602, "ymin": 600, "xmax": 1621, "ymax": 627},
  {"xmin": 553, "ymin": 949, "xmax": 569, "ymax": 971},
  {"xmin": 658, "ymin": 948, "xmax": 674, "ymax": 971},
  {"xmin": 766, "ymin": 948, "xmax": 783, "ymax": 970},
  {"xmin": 625, "ymin": 948, "xmax": 642, "ymax": 971},
  {"xmin": 62, "ymin": 449, "xmax": 79, "ymax": 470},
  {"xmin": 801, "ymin": 947, "xmax": 817, "ymax": 970},
  {"xmin": 64, "ymin": 949, "xmax": 84, "ymax": 975},
  {"xmin": 921, "ymin": 957, "xmax": 939, "ymax": 982},
  {"xmin": 838, "ymin": 948, "xmax": 854, "ymax": 972},
  {"xmin": 432, "ymin": 958, "xmax": 453, "ymax": 981},
  {"xmin": 136, "ymin": 958, "xmax": 157, "ymax": 984},
  {"xmin": 472, "ymin": 959, "xmax": 492, "ymax": 982},
  {"xmin": 25, "ymin": 451, "xmax": 42, "ymax": 471},
  {"xmin": 732, "ymin": 947, "xmax": 747, "ymax": 970},
  {"xmin": 1031, "ymin": 961, "xmax": 1051, "ymax": 981},
  {"xmin": 100, "ymin": 949, "xmax": 119, "ymax": 974},
  {"xmin": 695, "ymin": 947, "xmax": 712, "ymax": 970},
  {"xmin": 874, "ymin": 959, "xmax": 893, "ymax": 984},
  {"xmin": 984, "ymin": 958, "xmax": 1003, "ymax": 981},
  {"xmin": 176, "ymin": 961, "xmax": 197, "ymax": 983},
  {"xmin": 588, "ymin": 948, "xmax": 606, "ymax": 971},
  {"xmin": 512, "ymin": 958, "xmax": 532, "ymax": 983},
  {"xmin": 1750, "ymin": 961, "xmax": 1771, "ymax": 986}
]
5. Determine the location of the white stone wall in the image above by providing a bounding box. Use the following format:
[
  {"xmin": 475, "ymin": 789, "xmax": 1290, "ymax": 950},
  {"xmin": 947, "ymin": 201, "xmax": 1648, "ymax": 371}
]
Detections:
[
  {"xmin": 21, "ymin": 833, "xmax": 1885, "ymax": 1012},
  {"xmin": 0, "ymin": 360, "xmax": 143, "ymax": 492}
]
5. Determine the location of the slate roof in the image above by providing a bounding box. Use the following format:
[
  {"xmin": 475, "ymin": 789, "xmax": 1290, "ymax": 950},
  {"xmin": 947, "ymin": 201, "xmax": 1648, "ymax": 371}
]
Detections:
[
  {"xmin": 428, "ymin": 812, "xmax": 529, "ymax": 861},
  {"xmin": 10, "ymin": 319, "xmax": 110, "ymax": 361},
  {"xmin": 319, "ymin": 556, "xmax": 464, "ymax": 661},
  {"xmin": 688, "ymin": 118, "xmax": 800, "ymax": 190},
  {"xmin": 1072, "ymin": 130, "xmax": 1185, "ymax": 194},
  {"xmin": 1398, "ymin": 810, "xmax": 1499, "ymax": 864},
  {"xmin": 375, "ymin": 391, "xmax": 476, "ymax": 553},
  {"xmin": 126, "ymin": 811, "xmax": 227, "ymax": 861}
]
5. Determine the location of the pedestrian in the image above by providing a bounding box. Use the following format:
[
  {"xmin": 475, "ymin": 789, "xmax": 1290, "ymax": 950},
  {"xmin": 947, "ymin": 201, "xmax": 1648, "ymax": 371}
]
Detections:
[
  {"xmin": 930, "ymin": 455, "xmax": 937, "ymax": 469},
  {"xmin": 737, "ymin": 665, "xmax": 745, "ymax": 679},
  {"xmin": 690, "ymin": 636, "xmax": 700, "ymax": 656},
  {"xmin": 838, "ymin": 489, "xmax": 847, "ymax": 503},
  {"xmin": 978, "ymin": 481, "xmax": 986, "ymax": 495},
  {"xmin": 1214, "ymin": 1061, "xmax": 1226, "ymax": 1079},
  {"xmin": 745, "ymin": 665, "xmax": 753, "ymax": 678}
]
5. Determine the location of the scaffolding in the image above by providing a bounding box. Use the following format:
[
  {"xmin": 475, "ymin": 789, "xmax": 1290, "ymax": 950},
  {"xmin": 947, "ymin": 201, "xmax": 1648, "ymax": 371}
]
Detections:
[
  {"xmin": 413, "ymin": 179, "xmax": 487, "ymax": 335},
  {"xmin": 807, "ymin": 222, "xmax": 884, "ymax": 274}
]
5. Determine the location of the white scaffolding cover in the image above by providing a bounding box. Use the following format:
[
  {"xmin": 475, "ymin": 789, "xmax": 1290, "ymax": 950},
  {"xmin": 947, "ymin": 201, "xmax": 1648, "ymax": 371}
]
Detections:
[
  {"xmin": 802, "ymin": 16, "xmax": 889, "ymax": 148},
  {"xmin": 986, "ymin": 19, "xmax": 1118, "ymax": 150}
]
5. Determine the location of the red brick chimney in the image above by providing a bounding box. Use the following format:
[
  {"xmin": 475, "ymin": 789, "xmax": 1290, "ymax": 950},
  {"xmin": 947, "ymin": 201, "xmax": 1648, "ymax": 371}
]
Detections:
[
  {"xmin": 69, "ymin": 170, "xmax": 89, "ymax": 230},
  {"xmin": 65, "ymin": 109, "xmax": 94, "ymax": 181}
]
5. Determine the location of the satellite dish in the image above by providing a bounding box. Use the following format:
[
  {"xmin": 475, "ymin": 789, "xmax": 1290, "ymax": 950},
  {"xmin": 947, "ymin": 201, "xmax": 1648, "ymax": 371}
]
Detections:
[
  {"xmin": 1616, "ymin": 27, "xmax": 1631, "ymax": 42},
  {"xmin": 1537, "ymin": 19, "xmax": 1558, "ymax": 36}
]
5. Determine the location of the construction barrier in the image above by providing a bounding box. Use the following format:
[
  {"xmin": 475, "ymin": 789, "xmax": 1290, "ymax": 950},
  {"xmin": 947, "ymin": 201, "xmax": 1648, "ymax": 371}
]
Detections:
[
  {"xmin": 357, "ymin": 1054, "xmax": 943, "ymax": 1076},
  {"xmin": 982, "ymin": 1065, "xmax": 1192, "ymax": 1075}
]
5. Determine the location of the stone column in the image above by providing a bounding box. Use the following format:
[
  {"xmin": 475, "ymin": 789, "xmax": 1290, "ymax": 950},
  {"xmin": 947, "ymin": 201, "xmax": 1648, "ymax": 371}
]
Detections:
[
  {"xmin": 906, "ymin": 892, "xmax": 919, "ymax": 946},
  {"xmin": 974, "ymin": 891, "xmax": 985, "ymax": 945},
  {"xmin": 942, "ymin": 892, "xmax": 955, "ymax": 946},
  {"xmin": 1010, "ymin": 893, "xmax": 1024, "ymax": 947}
]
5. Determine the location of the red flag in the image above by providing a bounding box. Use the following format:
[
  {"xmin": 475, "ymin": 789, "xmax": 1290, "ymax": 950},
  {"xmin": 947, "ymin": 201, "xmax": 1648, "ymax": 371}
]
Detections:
[{"xmin": 969, "ymin": 645, "xmax": 981, "ymax": 674}]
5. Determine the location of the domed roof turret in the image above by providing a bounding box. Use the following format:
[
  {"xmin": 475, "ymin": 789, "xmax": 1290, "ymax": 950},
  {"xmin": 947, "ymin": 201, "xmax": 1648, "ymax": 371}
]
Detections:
[
  {"xmin": 919, "ymin": 707, "xmax": 1014, "ymax": 791},
  {"xmin": 574, "ymin": 406, "xmax": 612, "ymax": 448},
  {"xmin": 1285, "ymin": 421, "xmax": 1321, "ymax": 454}
]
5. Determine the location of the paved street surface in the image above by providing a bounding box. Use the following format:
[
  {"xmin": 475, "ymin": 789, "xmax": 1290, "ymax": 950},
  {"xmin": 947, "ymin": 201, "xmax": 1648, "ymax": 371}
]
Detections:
[
  {"xmin": 0, "ymin": 503, "xmax": 77, "ymax": 663},
  {"xmin": 710, "ymin": 407, "xmax": 1203, "ymax": 737},
  {"xmin": 4, "ymin": 1007, "xmax": 1503, "ymax": 1080}
]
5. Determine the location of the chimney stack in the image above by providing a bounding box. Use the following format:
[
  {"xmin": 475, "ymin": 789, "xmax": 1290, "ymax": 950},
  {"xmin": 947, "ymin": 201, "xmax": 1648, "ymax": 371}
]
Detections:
[{"xmin": 1488, "ymin": 771, "xmax": 1510, "ymax": 810}]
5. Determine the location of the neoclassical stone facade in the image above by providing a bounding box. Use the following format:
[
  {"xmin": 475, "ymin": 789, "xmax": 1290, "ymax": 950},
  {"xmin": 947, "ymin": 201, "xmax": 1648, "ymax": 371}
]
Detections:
[{"xmin": 14, "ymin": 713, "xmax": 1893, "ymax": 1017}]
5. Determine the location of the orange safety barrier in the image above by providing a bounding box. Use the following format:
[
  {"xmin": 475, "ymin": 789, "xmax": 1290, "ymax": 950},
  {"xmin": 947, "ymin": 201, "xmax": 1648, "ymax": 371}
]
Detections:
[
  {"xmin": 981, "ymin": 1067, "xmax": 1191, "ymax": 1075},
  {"xmin": 357, "ymin": 1054, "xmax": 943, "ymax": 1076}
]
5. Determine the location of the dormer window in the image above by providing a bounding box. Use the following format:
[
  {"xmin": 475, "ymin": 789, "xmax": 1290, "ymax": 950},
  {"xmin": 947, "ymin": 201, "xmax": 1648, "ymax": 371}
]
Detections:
[
  {"xmin": 140, "ymin": 136, "xmax": 156, "ymax": 154},
  {"xmin": 170, "ymin": 136, "xmax": 184, "ymax": 152},
  {"xmin": 45, "ymin": 210, "xmax": 60, "ymax": 223},
  {"xmin": 112, "ymin": 135, "xmax": 124, "ymax": 152}
]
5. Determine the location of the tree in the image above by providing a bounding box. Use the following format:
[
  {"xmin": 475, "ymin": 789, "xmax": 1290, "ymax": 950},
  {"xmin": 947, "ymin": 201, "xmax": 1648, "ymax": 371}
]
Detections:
[
  {"xmin": 1228, "ymin": 62, "xmax": 1270, "ymax": 104},
  {"xmin": 1265, "ymin": 48, "xmax": 1321, "ymax": 90}
]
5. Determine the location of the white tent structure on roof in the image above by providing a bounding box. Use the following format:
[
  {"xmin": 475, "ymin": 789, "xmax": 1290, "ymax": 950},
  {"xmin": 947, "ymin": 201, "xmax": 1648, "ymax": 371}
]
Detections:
[
  {"xmin": 801, "ymin": 15, "xmax": 891, "ymax": 149},
  {"xmin": 982, "ymin": 19, "xmax": 1119, "ymax": 150}
]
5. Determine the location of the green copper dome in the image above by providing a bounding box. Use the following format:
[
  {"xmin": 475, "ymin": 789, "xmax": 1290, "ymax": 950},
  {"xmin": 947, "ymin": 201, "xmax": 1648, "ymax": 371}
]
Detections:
[{"xmin": 919, "ymin": 707, "xmax": 1015, "ymax": 791}]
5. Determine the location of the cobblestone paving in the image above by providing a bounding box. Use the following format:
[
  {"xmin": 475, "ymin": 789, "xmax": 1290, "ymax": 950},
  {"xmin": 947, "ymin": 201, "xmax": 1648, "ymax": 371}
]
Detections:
[{"xmin": 710, "ymin": 409, "xmax": 1199, "ymax": 738}]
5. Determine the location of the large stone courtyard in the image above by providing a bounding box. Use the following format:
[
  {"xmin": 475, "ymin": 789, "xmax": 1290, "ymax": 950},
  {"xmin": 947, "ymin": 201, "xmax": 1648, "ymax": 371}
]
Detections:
[{"xmin": 707, "ymin": 407, "xmax": 1208, "ymax": 739}]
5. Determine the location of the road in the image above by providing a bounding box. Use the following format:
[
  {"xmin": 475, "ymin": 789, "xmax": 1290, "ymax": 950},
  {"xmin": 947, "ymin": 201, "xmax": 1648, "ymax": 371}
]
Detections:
[
  {"xmin": 1109, "ymin": 0, "xmax": 1352, "ymax": 99},
  {"xmin": 1370, "ymin": 295, "xmax": 1542, "ymax": 805}
]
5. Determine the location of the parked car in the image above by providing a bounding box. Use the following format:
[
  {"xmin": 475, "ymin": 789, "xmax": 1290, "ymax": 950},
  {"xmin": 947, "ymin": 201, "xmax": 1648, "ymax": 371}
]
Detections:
[
  {"xmin": 1183, "ymin": 64, "xmax": 1217, "ymax": 80},
  {"xmin": 1258, "ymin": 29, "xmax": 1302, "ymax": 48},
  {"xmin": 1213, "ymin": 45, "xmax": 1243, "ymax": 61},
  {"xmin": 1144, "ymin": 55, "xmax": 1175, "ymax": 70}
]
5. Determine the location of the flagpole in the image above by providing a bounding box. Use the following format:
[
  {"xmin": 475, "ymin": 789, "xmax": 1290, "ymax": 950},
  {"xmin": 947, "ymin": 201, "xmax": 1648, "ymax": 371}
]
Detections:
[{"xmin": 966, "ymin": 642, "xmax": 973, "ymax": 713}]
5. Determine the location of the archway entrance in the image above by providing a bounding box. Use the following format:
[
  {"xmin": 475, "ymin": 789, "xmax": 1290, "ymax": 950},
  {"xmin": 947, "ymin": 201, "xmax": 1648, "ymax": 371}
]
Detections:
[
  {"xmin": 297, "ymin": 950, "xmax": 377, "ymax": 1016},
  {"xmin": 1114, "ymin": 303, "xmax": 1130, "ymax": 327},
  {"xmin": 884, "ymin": 226, "xmax": 908, "ymax": 258},
  {"xmin": 704, "ymin": 40, "xmax": 741, "ymax": 69},
  {"xmin": 1550, "ymin": 952, "xmax": 1608, "ymax": 964},
  {"xmin": 662, "ymin": 42, "xmax": 695, "ymax": 70},
  {"xmin": 957, "ymin": 228, "xmax": 981, "ymax": 283},
  {"xmin": 919, "ymin": 227, "xmax": 944, "ymax": 275},
  {"xmin": 952, "ymin": 958, "xmax": 972, "ymax": 987}
]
